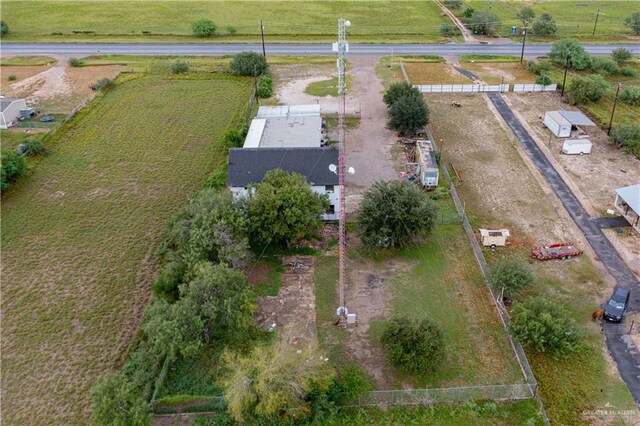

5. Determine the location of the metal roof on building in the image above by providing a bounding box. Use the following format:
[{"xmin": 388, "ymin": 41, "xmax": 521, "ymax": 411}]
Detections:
[
  {"xmin": 243, "ymin": 104, "xmax": 322, "ymax": 148},
  {"xmin": 615, "ymin": 184, "xmax": 640, "ymax": 214},
  {"xmin": 0, "ymin": 98, "xmax": 25, "ymax": 112},
  {"xmin": 227, "ymin": 147, "xmax": 339, "ymax": 187},
  {"xmin": 257, "ymin": 104, "xmax": 320, "ymax": 118},
  {"xmin": 546, "ymin": 111, "xmax": 571, "ymax": 126},
  {"xmin": 558, "ymin": 110, "xmax": 596, "ymax": 126}
]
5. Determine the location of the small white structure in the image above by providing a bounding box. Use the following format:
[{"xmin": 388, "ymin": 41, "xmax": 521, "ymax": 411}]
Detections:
[
  {"xmin": 415, "ymin": 140, "xmax": 439, "ymax": 189},
  {"xmin": 479, "ymin": 229, "xmax": 510, "ymax": 248},
  {"xmin": 614, "ymin": 184, "xmax": 640, "ymax": 234},
  {"xmin": 562, "ymin": 139, "xmax": 592, "ymax": 155},
  {"xmin": 0, "ymin": 97, "xmax": 27, "ymax": 129},
  {"xmin": 243, "ymin": 104, "xmax": 324, "ymax": 148},
  {"xmin": 544, "ymin": 110, "xmax": 596, "ymax": 138}
]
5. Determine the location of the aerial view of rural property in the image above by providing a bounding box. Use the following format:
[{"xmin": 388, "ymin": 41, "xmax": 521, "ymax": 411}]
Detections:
[{"xmin": 1, "ymin": 1, "xmax": 640, "ymax": 425}]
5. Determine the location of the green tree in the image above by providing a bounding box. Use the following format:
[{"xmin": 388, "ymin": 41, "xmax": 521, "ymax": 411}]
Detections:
[
  {"xmin": 610, "ymin": 124, "xmax": 640, "ymax": 159},
  {"xmin": 535, "ymin": 74, "xmax": 552, "ymax": 85},
  {"xmin": 463, "ymin": 7, "xmax": 476, "ymax": 19},
  {"xmin": 222, "ymin": 340, "xmax": 335, "ymax": 423},
  {"xmin": 383, "ymin": 81, "xmax": 421, "ymax": 108},
  {"xmin": 517, "ymin": 6, "xmax": 535, "ymax": 26},
  {"xmin": 91, "ymin": 372, "xmax": 152, "ymax": 426},
  {"xmin": 229, "ymin": 51, "xmax": 268, "ymax": 76},
  {"xmin": 357, "ymin": 180, "xmax": 437, "ymax": 248},
  {"xmin": 388, "ymin": 94, "xmax": 429, "ymax": 134},
  {"xmin": 467, "ymin": 9, "xmax": 502, "ymax": 36},
  {"xmin": 620, "ymin": 87, "xmax": 640, "ymax": 106},
  {"xmin": 624, "ymin": 11, "xmax": 640, "ymax": 35},
  {"xmin": 532, "ymin": 13, "xmax": 557, "ymax": 36},
  {"xmin": 381, "ymin": 316, "xmax": 445, "ymax": 375},
  {"xmin": 567, "ymin": 74, "xmax": 609, "ymax": 105},
  {"xmin": 151, "ymin": 260, "xmax": 187, "ymax": 302},
  {"xmin": 192, "ymin": 19, "xmax": 217, "ymax": 37},
  {"xmin": 1, "ymin": 149, "xmax": 27, "ymax": 192},
  {"xmin": 248, "ymin": 169, "xmax": 328, "ymax": 247},
  {"xmin": 490, "ymin": 257, "xmax": 534, "ymax": 298},
  {"xmin": 180, "ymin": 262, "xmax": 256, "ymax": 342},
  {"xmin": 548, "ymin": 39, "xmax": 591, "ymax": 70},
  {"xmin": 171, "ymin": 60, "xmax": 189, "ymax": 74},
  {"xmin": 142, "ymin": 299, "xmax": 203, "ymax": 360},
  {"xmin": 611, "ymin": 47, "xmax": 632, "ymax": 64},
  {"xmin": 509, "ymin": 296, "xmax": 580, "ymax": 358},
  {"xmin": 1, "ymin": 20, "xmax": 8, "ymax": 35}
]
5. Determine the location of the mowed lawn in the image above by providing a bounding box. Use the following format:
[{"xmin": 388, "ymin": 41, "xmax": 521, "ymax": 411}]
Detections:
[
  {"xmin": 0, "ymin": 74, "xmax": 252, "ymax": 425},
  {"xmin": 0, "ymin": 1, "xmax": 449, "ymax": 42},
  {"xmin": 462, "ymin": 0, "xmax": 636, "ymax": 40}
]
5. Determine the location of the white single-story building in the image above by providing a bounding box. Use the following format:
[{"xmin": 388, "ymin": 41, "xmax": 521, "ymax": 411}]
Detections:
[
  {"xmin": 227, "ymin": 146, "xmax": 340, "ymax": 220},
  {"xmin": 0, "ymin": 97, "xmax": 27, "ymax": 129},
  {"xmin": 614, "ymin": 183, "xmax": 640, "ymax": 234},
  {"xmin": 543, "ymin": 110, "xmax": 595, "ymax": 138},
  {"xmin": 243, "ymin": 104, "xmax": 324, "ymax": 148}
]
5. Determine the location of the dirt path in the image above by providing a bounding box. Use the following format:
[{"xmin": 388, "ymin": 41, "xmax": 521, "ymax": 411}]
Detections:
[
  {"xmin": 8, "ymin": 56, "xmax": 71, "ymax": 100},
  {"xmin": 434, "ymin": 0, "xmax": 478, "ymax": 43}
]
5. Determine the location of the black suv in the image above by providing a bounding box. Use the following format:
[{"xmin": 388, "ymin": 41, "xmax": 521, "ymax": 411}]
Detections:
[{"xmin": 604, "ymin": 288, "xmax": 630, "ymax": 322}]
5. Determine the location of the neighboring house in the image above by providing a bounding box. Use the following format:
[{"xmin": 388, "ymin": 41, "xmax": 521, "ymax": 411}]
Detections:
[
  {"xmin": 227, "ymin": 147, "xmax": 340, "ymax": 220},
  {"xmin": 0, "ymin": 97, "xmax": 27, "ymax": 129},
  {"xmin": 614, "ymin": 183, "xmax": 640, "ymax": 234},
  {"xmin": 243, "ymin": 104, "xmax": 324, "ymax": 148}
]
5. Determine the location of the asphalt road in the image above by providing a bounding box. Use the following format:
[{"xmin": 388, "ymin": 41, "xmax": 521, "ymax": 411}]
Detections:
[{"xmin": 1, "ymin": 42, "xmax": 639, "ymax": 57}]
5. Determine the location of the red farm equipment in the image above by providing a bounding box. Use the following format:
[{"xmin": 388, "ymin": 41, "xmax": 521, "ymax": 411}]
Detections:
[{"xmin": 530, "ymin": 242, "xmax": 583, "ymax": 261}]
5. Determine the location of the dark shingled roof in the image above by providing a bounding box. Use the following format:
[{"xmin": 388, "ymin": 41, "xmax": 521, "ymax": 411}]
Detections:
[{"xmin": 227, "ymin": 147, "xmax": 339, "ymax": 187}]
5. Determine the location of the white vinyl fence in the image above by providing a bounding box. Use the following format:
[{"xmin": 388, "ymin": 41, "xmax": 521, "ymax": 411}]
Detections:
[
  {"xmin": 415, "ymin": 84, "xmax": 509, "ymax": 93},
  {"xmin": 513, "ymin": 83, "xmax": 557, "ymax": 92}
]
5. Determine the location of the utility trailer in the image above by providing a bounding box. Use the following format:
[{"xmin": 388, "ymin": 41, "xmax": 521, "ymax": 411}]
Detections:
[
  {"xmin": 530, "ymin": 242, "xmax": 583, "ymax": 261},
  {"xmin": 562, "ymin": 139, "xmax": 592, "ymax": 155}
]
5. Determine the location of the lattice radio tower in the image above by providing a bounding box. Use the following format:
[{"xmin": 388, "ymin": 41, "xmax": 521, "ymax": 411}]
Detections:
[{"xmin": 334, "ymin": 18, "xmax": 350, "ymax": 322}]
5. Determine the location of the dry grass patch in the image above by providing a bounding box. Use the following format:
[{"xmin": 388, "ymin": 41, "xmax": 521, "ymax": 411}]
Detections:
[
  {"xmin": 461, "ymin": 62, "xmax": 538, "ymax": 84},
  {"xmin": 403, "ymin": 62, "xmax": 471, "ymax": 85}
]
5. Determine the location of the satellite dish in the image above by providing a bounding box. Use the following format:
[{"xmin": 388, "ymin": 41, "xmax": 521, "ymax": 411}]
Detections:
[
  {"xmin": 345, "ymin": 20, "xmax": 351, "ymax": 27},
  {"xmin": 348, "ymin": 167, "xmax": 355, "ymax": 175},
  {"xmin": 329, "ymin": 164, "xmax": 337, "ymax": 174}
]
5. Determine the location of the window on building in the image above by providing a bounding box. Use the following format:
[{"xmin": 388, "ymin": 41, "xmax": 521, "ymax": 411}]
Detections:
[
  {"xmin": 325, "ymin": 185, "xmax": 335, "ymax": 192},
  {"xmin": 326, "ymin": 205, "xmax": 335, "ymax": 214}
]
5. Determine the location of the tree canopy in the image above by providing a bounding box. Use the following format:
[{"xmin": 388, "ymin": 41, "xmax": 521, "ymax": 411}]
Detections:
[
  {"xmin": 624, "ymin": 11, "xmax": 640, "ymax": 35},
  {"xmin": 517, "ymin": 6, "xmax": 535, "ymax": 26},
  {"xmin": 383, "ymin": 82, "xmax": 422, "ymax": 108},
  {"xmin": 387, "ymin": 94, "xmax": 429, "ymax": 134},
  {"xmin": 490, "ymin": 257, "xmax": 534, "ymax": 298},
  {"xmin": 229, "ymin": 51, "xmax": 268, "ymax": 76},
  {"xmin": 91, "ymin": 372, "xmax": 152, "ymax": 426},
  {"xmin": 548, "ymin": 39, "xmax": 591, "ymax": 70},
  {"xmin": 532, "ymin": 13, "xmax": 557, "ymax": 36},
  {"xmin": 192, "ymin": 19, "xmax": 217, "ymax": 37},
  {"xmin": 467, "ymin": 9, "xmax": 502, "ymax": 36},
  {"xmin": 567, "ymin": 74, "xmax": 609, "ymax": 105}
]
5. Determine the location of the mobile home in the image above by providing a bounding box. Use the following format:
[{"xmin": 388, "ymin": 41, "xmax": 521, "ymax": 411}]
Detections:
[{"xmin": 415, "ymin": 140, "xmax": 439, "ymax": 189}]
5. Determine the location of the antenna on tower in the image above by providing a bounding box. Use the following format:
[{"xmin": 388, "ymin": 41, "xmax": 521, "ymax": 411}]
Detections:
[{"xmin": 333, "ymin": 18, "xmax": 351, "ymax": 326}]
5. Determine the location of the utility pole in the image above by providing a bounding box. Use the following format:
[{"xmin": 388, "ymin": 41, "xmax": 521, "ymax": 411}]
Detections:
[
  {"xmin": 592, "ymin": 9, "xmax": 601, "ymax": 37},
  {"xmin": 519, "ymin": 27, "xmax": 528, "ymax": 64},
  {"xmin": 260, "ymin": 20, "xmax": 266, "ymax": 59},
  {"xmin": 607, "ymin": 83, "xmax": 620, "ymax": 135},
  {"xmin": 561, "ymin": 55, "xmax": 571, "ymax": 97}
]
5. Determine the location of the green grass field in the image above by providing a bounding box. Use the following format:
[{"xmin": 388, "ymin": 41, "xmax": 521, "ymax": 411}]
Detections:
[
  {"xmin": 460, "ymin": 0, "xmax": 637, "ymax": 41},
  {"xmin": 0, "ymin": 1, "xmax": 449, "ymax": 43},
  {"xmin": 0, "ymin": 72, "xmax": 253, "ymax": 425}
]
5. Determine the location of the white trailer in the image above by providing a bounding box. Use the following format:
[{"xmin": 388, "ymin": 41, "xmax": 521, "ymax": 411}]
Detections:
[
  {"xmin": 562, "ymin": 139, "xmax": 592, "ymax": 155},
  {"xmin": 544, "ymin": 111, "xmax": 572, "ymax": 138},
  {"xmin": 479, "ymin": 229, "xmax": 510, "ymax": 248}
]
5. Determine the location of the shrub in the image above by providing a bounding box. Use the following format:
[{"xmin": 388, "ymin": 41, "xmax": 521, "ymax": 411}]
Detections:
[
  {"xmin": 509, "ymin": 296, "xmax": 580, "ymax": 358},
  {"xmin": 532, "ymin": 13, "xmax": 557, "ymax": 36},
  {"xmin": 526, "ymin": 59, "xmax": 551, "ymax": 75},
  {"xmin": 610, "ymin": 124, "xmax": 640, "ymax": 158},
  {"xmin": 548, "ymin": 39, "xmax": 591, "ymax": 70},
  {"xmin": 620, "ymin": 87, "xmax": 640, "ymax": 106},
  {"xmin": 222, "ymin": 128, "xmax": 244, "ymax": 149},
  {"xmin": 440, "ymin": 23, "xmax": 460, "ymax": 36},
  {"xmin": 490, "ymin": 258, "xmax": 534, "ymax": 298},
  {"xmin": 590, "ymin": 57, "xmax": 620, "ymax": 75},
  {"xmin": 381, "ymin": 316, "xmax": 445, "ymax": 374},
  {"xmin": 620, "ymin": 67, "xmax": 637, "ymax": 77},
  {"xmin": 1, "ymin": 149, "xmax": 27, "ymax": 192},
  {"xmin": 229, "ymin": 51, "xmax": 268, "ymax": 76},
  {"xmin": 151, "ymin": 261, "xmax": 186, "ymax": 302},
  {"xmin": 226, "ymin": 25, "xmax": 237, "ymax": 35},
  {"xmin": 91, "ymin": 372, "xmax": 152, "ymax": 426},
  {"xmin": 383, "ymin": 81, "xmax": 422, "ymax": 108},
  {"xmin": 467, "ymin": 9, "xmax": 502, "ymax": 36},
  {"xmin": 624, "ymin": 11, "xmax": 640, "ymax": 35},
  {"xmin": 462, "ymin": 7, "xmax": 475, "ymax": 19},
  {"xmin": 444, "ymin": 0, "xmax": 462, "ymax": 8},
  {"xmin": 203, "ymin": 170, "xmax": 227, "ymax": 190},
  {"xmin": 535, "ymin": 74, "xmax": 552, "ymax": 85},
  {"xmin": 1, "ymin": 20, "xmax": 8, "ymax": 35},
  {"xmin": 90, "ymin": 77, "xmax": 114, "ymax": 91},
  {"xmin": 171, "ymin": 60, "xmax": 189, "ymax": 74},
  {"xmin": 388, "ymin": 94, "xmax": 429, "ymax": 134},
  {"xmin": 611, "ymin": 47, "xmax": 632, "ymax": 64},
  {"xmin": 567, "ymin": 74, "xmax": 609, "ymax": 105},
  {"xmin": 22, "ymin": 137, "xmax": 46, "ymax": 157},
  {"xmin": 192, "ymin": 19, "xmax": 217, "ymax": 37},
  {"xmin": 68, "ymin": 57, "xmax": 83, "ymax": 67},
  {"xmin": 7, "ymin": 73, "xmax": 16, "ymax": 81},
  {"xmin": 358, "ymin": 180, "xmax": 437, "ymax": 248},
  {"xmin": 257, "ymin": 74, "xmax": 272, "ymax": 98},
  {"xmin": 338, "ymin": 366, "xmax": 373, "ymax": 400}
]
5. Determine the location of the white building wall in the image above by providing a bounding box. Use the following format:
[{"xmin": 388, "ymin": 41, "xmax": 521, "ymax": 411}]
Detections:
[{"xmin": 0, "ymin": 100, "xmax": 27, "ymax": 129}]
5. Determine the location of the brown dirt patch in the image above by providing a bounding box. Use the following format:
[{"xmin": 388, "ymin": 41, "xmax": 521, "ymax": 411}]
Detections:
[
  {"xmin": 462, "ymin": 62, "xmax": 537, "ymax": 84},
  {"xmin": 256, "ymin": 256, "xmax": 316, "ymax": 342},
  {"xmin": 404, "ymin": 62, "xmax": 472, "ymax": 84},
  {"xmin": 245, "ymin": 260, "xmax": 274, "ymax": 287},
  {"xmin": 0, "ymin": 65, "xmax": 53, "ymax": 89}
]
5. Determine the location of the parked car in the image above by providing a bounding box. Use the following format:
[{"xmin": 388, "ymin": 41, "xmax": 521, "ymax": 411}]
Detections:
[{"xmin": 604, "ymin": 288, "xmax": 630, "ymax": 322}]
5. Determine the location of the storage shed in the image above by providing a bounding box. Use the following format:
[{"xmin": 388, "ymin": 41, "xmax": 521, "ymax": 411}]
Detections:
[
  {"xmin": 0, "ymin": 97, "xmax": 27, "ymax": 129},
  {"xmin": 415, "ymin": 140, "xmax": 439, "ymax": 189},
  {"xmin": 544, "ymin": 110, "xmax": 596, "ymax": 138},
  {"xmin": 479, "ymin": 229, "xmax": 510, "ymax": 248},
  {"xmin": 614, "ymin": 183, "xmax": 640, "ymax": 234}
]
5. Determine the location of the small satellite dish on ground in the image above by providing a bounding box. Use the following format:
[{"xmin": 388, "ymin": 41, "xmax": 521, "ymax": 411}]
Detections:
[{"xmin": 348, "ymin": 167, "xmax": 355, "ymax": 174}]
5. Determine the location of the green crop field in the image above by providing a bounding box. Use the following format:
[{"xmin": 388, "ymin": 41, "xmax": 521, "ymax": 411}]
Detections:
[
  {"xmin": 0, "ymin": 1, "xmax": 449, "ymax": 43},
  {"xmin": 0, "ymin": 73, "xmax": 253, "ymax": 425},
  {"xmin": 461, "ymin": 0, "xmax": 637, "ymax": 41}
]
